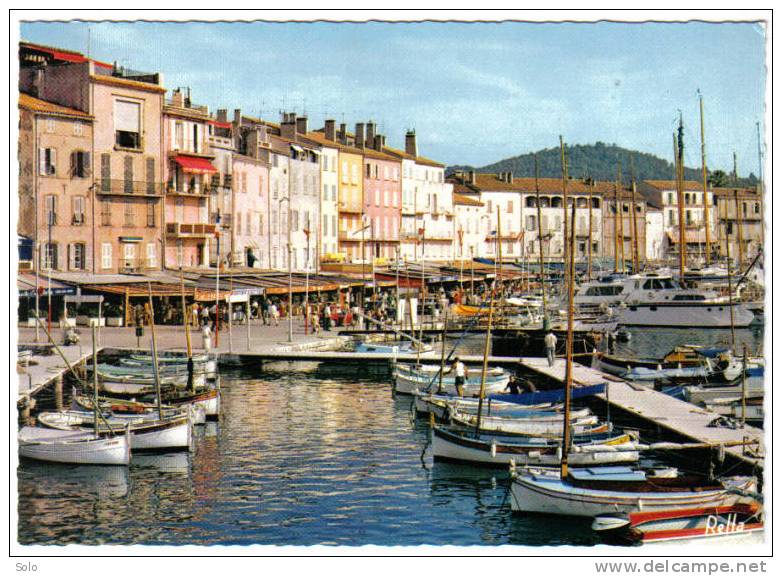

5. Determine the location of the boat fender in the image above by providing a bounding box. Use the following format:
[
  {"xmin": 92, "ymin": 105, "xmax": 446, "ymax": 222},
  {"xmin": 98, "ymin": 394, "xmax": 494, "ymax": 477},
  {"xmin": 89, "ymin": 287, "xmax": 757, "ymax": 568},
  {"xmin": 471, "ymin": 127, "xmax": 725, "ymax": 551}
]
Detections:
[
  {"xmin": 508, "ymin": 459, "xmax": 516, "ymax": 477},
  {"xmin": 718, "ymin": 443, "xmax": 726, "ymax": 463},
  {"xmin": 591, "ymin": 514, "xmax": 631, "ymax": 533},
  {"xmin": 556, "ymin": 446, "xmax": 562, "ymax": 461},
  {"xmin": 528, "ymin": 451, "xmax": 541, "ymax": 460},
  {"xmin": 491, "ymin": 439, "xmax": 497, "ymax": 458}
]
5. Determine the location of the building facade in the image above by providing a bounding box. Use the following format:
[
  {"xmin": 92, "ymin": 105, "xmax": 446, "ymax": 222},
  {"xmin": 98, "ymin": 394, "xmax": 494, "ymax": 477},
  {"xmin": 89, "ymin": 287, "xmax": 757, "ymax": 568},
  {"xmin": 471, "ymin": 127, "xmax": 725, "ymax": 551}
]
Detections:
[{"xmin": 713, "ymin": 187, "xmax": 764, "ymax": 267}]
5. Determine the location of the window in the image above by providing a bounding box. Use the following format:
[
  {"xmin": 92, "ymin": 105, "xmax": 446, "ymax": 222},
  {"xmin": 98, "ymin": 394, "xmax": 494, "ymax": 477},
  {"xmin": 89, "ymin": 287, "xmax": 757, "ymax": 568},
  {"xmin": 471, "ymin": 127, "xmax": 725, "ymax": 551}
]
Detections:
[
  {"xmin": 45, "ymin": 118, "xmax": 55, "ymax": 133},
  {"xmin": 507, "ymin": 201, "xmax": 513, "ymax": 214},
  {"xmin": 193, "ymin": 124, "xmax": 199, "ymax": 154},
  {"xmin": 175, "ymin": 121, "xmax": 184, "ymax": 149},
  {"xmin": 101, "ymin": 153, "xmax": 111, "ymax": 191},
  {"xmin": 742, "ymin": 202, "xmax": 748, "ymax": 216},
  {"xmin": 73, "ymin": 121, "xmax": 83, "ymax": 137},
  {"xmin": 43, "ymin": 242, "xmax": 58, "ymax": 270},
  {"xmin": 754, "ymin": 202, "xmax": 760, "ymax": 214},
  {"xmin": 101, "ymin": 200, "xmax": 111, "ymax": 226},
  {"xmin": 123, "ymin": 243, "xmax": 136, "ymax": 268},
  {"xmin": 366, "ymin": 163, "xmax": 371, "ymax": 178},
  {"xmin": 146, "ymin": 200, "xmax": 156, "ymax": 227},
  {"xmin": 246, "ymin": 212, "xmax": 251, "ymax": 235},
  {"xmin": 323, "ymin": 214, "xmax": 328, "ymax": 236},
  {"xmin": 124, "ymin": 199, "xmax": 135, "ymax": 227},
  {"xmin": 271, "ymin": 212, "xmax": 277, "ymax": 235},
  {"xmin": 124, "ymin": 156, "xmax": 134, "ymax": 194},
  {"xmin": 39, "ymin": 148, "xmax": 56, "ymax": 176},
  {"xmin": 72, "ymin": 196, "xmax": 85, "ymax": 225},
  {"xmin": 69, "ymin": 243, "xmax": 86, "ymax": 270},
  {"xmin": 114, "ymin": 99, "xmax": 141, "ymax": 149},
  {"xmin": 292, "ymin": 210, "xmax": 299, "ymax": 232},
  {"xmin": 45, "ymin": 194, "xmax": 57, "ymax": 225},
  {"xmin": 258, "ymin": 214, "xmax": 264, "ymax": 236},
  {"xmin": 526, "ymin": 215, "xmax": 537, "ymax": 231},
  {"xmin": 101, "ymin": 243, "xmax": 112, "ymax": 269},
  {"xmin": 70, "ymin": 150, "xmax": 90, "ymax": 178},
  {"xmin": 146, "ymin": 243, "xmax": 156, "ymax": 268}
]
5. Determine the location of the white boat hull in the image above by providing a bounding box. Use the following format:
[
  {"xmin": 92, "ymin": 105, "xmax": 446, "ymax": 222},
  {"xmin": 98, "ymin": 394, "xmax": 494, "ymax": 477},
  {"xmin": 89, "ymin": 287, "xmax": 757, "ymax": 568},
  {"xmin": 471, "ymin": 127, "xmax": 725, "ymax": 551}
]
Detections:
[
  {"xmin": 394, "ymin": 372, "xmax": 510, "ymax": 396},
  {"xmin": 509, "ymin": 470, "xmax": 756, "ymax": 517},
  {"xmin": 617, "ymin": 303, "xmax": 755, "ymax": 328},
  {"xmin": 18, "ymin": 427, "xmax": 130, "ymax": 465},
  {"xmin": 450, "ymin": 410, "xmax": 597, "ymax": 435}
]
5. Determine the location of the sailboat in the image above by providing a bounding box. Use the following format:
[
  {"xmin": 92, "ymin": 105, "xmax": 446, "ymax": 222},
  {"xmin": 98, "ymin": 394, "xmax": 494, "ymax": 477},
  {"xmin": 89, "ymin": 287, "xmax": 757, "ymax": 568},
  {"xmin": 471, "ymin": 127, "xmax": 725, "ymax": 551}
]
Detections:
[
  {"xmin": 18, "ymin": 324, "xmax": 131, "ymax": 466},
  {"xmin": 508, "ymin": 203, "xmax": 758, "ymax": 517}
]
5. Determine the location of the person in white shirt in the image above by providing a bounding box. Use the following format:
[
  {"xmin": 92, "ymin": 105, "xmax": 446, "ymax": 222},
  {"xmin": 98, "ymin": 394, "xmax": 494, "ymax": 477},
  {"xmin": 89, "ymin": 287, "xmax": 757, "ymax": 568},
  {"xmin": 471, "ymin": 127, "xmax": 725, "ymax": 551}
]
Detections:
[
  {"xmin": 544, "ymin": 331, "xmax": 557, "ymax": 367},
  {"xmin": 450, "ymin": 357, "xmax": 468, "ymax": 397}
]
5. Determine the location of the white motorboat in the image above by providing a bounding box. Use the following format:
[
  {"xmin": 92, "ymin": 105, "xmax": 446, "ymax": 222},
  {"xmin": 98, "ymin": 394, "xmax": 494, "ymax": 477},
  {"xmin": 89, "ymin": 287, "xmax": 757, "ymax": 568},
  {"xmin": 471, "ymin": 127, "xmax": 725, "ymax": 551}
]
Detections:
[{"xmin": 18, "ymin": 426, "xmax": 130, "ymax": 465}]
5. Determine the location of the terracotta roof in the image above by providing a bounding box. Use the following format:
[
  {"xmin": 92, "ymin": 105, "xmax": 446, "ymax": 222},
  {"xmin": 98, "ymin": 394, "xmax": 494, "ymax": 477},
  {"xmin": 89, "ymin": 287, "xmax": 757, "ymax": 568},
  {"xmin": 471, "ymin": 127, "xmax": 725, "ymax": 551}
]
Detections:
[
  {"xmin": 712, "ymin": 187, "xmax": 760, "ymax": 198},
  {"xmin": 90, "ymin": 74, "xmax": 166, "ymax": 94},
  {"xmin": 18, "ymin": 93, "xmax": 92, "ymax": 119},
  {"xmin": 383, "ymin": 145, "xmax": 445, "ymax": 168},
  {"xmin": 306, "ymin": 130, "xmax": 364, "ymax": 155},
  {"xmin": 453, "ymin": 193, "xmax": 484, "ymax": 207},
  {"xmin": 643, "ymin": 179, "xmax": 705, "ymax": 192},
  {"xmin": 362, "ymin": 146, "xmax": 400, "ymax": 163},
  {"xmin": 449, "ymin": 172, "xmax": 615, "ymax": 195},
  {"xmin": 20, "ymin": 41, "xmax": 113, "ymax": 69}
]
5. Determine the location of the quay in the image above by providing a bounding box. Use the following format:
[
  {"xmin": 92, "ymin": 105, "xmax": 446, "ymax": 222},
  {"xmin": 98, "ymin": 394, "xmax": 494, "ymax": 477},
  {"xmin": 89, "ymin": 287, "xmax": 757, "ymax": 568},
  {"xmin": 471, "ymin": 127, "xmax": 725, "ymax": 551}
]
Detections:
[{"xmin": 517, "ymin": 356, "xmax": 764, "ymax": 468}]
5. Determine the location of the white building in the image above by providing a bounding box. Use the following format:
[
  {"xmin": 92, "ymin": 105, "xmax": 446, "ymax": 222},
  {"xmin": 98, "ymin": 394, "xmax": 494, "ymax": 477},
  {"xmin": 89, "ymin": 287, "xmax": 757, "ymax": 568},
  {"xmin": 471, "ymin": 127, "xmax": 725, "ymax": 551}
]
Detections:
[{"xmin": 645, "ymin": 206, "xmax": 665, "ymax": 262}]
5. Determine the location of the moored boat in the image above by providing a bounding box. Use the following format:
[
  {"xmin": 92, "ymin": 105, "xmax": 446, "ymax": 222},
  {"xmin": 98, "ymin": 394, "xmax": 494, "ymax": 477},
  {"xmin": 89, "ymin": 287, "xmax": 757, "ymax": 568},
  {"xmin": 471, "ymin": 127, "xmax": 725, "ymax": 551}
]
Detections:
[{"xmin": 18, "ymin": 426, "xmax": 130, "ymax": 465}]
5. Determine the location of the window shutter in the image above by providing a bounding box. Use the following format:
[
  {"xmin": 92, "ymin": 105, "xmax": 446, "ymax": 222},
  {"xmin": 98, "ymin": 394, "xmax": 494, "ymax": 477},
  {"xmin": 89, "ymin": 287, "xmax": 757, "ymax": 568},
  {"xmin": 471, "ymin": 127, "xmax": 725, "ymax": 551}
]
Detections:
[
  {"xmin": 124, "ymin": 156, "xmax": 134, "ymax": 193},
  {"xmin": 49, "ymin": 148, "xmax": 56, "ymax": 175},
  {"xmin": 83, "ymin": 152, "xmax": 91, "ymax": 177},
  {"xmin": 68, "ymin": 243, "xmax": 76, "ymax": 270},
  {"xmin": 70, "ymin": 151, "xmax": 76, "ymax": 177},
  {"xmin": 101, "ymin": 153, "xmax": 111, "ymax": 190},
  {"xmin": 114, "ymin": 100, "xmax": 140, "ymax": 132},
  {"xmin": 38, "ymin": 148, "xmax": 46, "ymax": 176},
  {"xmin": 146, "ymin": 157, "xmax": 155, "ymax": 194}
]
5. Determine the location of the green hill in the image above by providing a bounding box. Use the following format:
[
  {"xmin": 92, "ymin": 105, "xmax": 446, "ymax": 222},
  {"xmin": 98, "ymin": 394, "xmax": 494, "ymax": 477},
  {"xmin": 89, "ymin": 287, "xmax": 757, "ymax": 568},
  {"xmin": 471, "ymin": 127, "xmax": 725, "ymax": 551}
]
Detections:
[{"xmin": 448, "ymin": 142, "xmax": 757, "ymax": 187}]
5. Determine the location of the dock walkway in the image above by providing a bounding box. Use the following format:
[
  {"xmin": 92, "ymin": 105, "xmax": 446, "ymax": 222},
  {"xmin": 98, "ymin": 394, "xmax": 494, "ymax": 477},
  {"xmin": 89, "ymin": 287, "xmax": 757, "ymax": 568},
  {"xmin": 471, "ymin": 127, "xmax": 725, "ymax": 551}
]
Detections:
[
  {"xmin": 518, "ymin": 357, "xmax": 764, "ymax": 467},
  {"xmin": 17, "ymin": 345, "xmax": 95, "ymax": 406}
]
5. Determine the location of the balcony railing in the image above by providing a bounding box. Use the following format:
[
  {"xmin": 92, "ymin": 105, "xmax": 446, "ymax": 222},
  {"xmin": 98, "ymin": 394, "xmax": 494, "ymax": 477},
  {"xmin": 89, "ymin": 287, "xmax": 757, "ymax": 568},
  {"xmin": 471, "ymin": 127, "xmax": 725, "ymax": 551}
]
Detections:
[
  {"xmin": 338, "ymin": 202, "xmax": 362, "ymax": 214},
  {"xmin": 210, "ymin": 213, "xmax": 232, "ymax": 227},
  {"xmin": 338, "ymin": 230, "xmax": 363, "ymax": 242},
  {"xmin": 97, "ymin": 179, "xmax": 163, "ymax": 196},
  {"xmin": 165, "ymin": 98, "xmax": 209, "ymax": 114},
  {"xmin": 166, "ymin": 223, "xmax": 218, "ymax": 238},
  {"xmin": 166, "ymin": 184, "xmax": 212, "ymax": 196},
  {"xmin": 119, "ymin": 258, "xmax": 157, "ymax": 272}
]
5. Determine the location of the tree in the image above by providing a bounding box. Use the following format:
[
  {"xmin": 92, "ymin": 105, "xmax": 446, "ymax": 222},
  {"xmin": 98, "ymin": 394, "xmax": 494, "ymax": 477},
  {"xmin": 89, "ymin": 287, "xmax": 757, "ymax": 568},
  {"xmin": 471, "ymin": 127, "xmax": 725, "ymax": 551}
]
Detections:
[{"xmin": 708, "ymin": 170, "xmax": 729, "ymax": 188}]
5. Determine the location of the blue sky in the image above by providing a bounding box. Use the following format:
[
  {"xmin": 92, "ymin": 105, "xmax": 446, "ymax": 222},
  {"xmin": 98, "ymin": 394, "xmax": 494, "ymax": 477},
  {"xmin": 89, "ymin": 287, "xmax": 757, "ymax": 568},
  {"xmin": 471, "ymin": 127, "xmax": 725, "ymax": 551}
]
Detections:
[{"xmin": 20, "ymin": 20, "xmax": 767, "ymax": 173}]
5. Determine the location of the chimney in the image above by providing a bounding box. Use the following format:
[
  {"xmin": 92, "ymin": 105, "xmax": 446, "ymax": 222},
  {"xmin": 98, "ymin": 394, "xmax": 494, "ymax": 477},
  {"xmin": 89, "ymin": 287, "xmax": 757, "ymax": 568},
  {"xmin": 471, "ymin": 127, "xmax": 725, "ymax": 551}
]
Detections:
[
  {"xmin": 325, "ymin": 119, "xmax": 336, "ymax": 141},
  {"xmin": 469, "ymin": 170, "xmax": 476, "ymax": 185},
  {"xmin": 233, "ymin": 108, "xmax": 242, "ymax": 126},
  {"xmin": 366, "ymin": 121, "xmax": 376, "ymax": 148},
  {"xmin": 498, "ymin": 172, "xmax": 505, "ymax": 183},
  {"xmin": 355, "ymin": 123, "xmax": 365, "ymax": 149},
  {"xmin": 405, "ymin": 130, "xmax": 418, "ymax": 157},
  {"xmin": 217, "ymin": 109, "xmax": 228, "ymax": 123},
  {"xmin": 296, "ymin": 116, "xmax": 308, "ymax": 135},
  {"xmin": 281, "ymin": 111, "xmax": 297, "ymax": 140},
  {"xmin": 339, "ymin": 123, "xmax": 347, "ymax": 144},
  {"xmin": 171, "ymin": 88, "xmax": 184, "ymax": 107},
  {"xmin": 374, "ymin": 134, "xmax": 385, "ymax": 151},
  {"xmin": 508, "ymin": 171, "xmax": 514, "ymax": 184}
]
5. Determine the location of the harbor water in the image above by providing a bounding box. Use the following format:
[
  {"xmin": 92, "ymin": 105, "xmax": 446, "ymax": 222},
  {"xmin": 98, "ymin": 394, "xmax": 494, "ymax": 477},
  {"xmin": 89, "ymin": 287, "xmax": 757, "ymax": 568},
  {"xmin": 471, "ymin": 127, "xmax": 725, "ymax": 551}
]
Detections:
[{"xmin": 17, "ymin": 326, "xmax": 763, "ymax": 546}]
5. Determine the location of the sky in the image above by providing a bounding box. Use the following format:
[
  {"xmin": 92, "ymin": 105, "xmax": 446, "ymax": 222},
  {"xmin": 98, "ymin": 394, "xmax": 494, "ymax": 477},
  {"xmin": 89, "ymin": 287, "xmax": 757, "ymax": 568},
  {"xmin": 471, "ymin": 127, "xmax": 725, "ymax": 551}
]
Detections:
[{"xmin": 19, "ymin": 19, "xmax": 767, "ymax": 174}]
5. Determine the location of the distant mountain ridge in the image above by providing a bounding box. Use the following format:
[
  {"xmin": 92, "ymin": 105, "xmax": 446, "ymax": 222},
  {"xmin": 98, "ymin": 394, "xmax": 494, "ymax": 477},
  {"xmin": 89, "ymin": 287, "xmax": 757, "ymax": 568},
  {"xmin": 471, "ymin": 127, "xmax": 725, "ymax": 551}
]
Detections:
[{"xmin": 448, "ymin": 142, "xmax": 757, "ymax": 187}]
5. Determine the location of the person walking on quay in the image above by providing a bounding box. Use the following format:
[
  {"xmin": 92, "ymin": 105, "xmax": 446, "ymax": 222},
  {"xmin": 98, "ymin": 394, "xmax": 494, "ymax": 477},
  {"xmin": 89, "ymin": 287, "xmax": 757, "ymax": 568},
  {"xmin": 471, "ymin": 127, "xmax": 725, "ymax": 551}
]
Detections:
[
  {"xmin": 544, "ymin": 330, "xmax": 557, "ymax": 367},
  {"xmin": 252, "ymin": 299, "xmax": 259, "ymax": 320},
  {"xmin": 269, "ymin": 301, "xmax": 280, "ymax": 326},
  {"xmin": 200, "ymin": 304, "xmax": 210, "ymax": 327},
  {"xmin": 202, "ymin": 322, "xmax": 213, "ymax": 352},
  {"xmin": 261, "ymin": 296, "xmax": 270, "ymax": 326},
  {"xmin": 449, "ymin": 356, "xmax": 468, "ymax": 397},
  {"xmin": 310, "ymin": 305, "xmax": 321, "ymax": 336},
  {"xmin": 323, "ymin": 303, "xmax": 332, "ymax": 331}
]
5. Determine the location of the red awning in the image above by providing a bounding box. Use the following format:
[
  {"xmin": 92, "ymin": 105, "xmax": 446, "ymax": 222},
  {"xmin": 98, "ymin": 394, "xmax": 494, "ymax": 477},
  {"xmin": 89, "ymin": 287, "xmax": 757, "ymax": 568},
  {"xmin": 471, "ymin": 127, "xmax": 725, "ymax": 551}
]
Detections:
[
  {"xmin": 209, "ymin": 119, "xmax": 232, "ymax": 129},
  {"xmin": 174, "ymin": 155, "xmax": 217, "ymax": 174}
]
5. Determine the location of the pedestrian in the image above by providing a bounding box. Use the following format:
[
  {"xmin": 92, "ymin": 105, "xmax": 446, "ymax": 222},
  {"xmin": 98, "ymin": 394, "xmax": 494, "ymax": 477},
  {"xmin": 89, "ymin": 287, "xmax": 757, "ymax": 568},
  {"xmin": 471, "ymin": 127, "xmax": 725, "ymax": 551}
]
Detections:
[
  {"xmin": 202, "ymin": 322, "xmax": 213, "ymax": 352},
  {"xmin": 269, "ymin": 301, "xmax": 280, "ymax": 326},
  {"xmin": 544, "ymin": 330, "xmax": 557, "ymax": 367},
  {"xmin": 505, "ymin": 377, "xmax": 522, "ymax": 395},
  {"xmin": 252, "ymin": 299, "xmax": 259, "ymax": 320},
  {"xmin": 311, "ymin": 306, "xmax": 321, "ymax": 335},
  {"xmin": 323, "ymin": 303, "xmax": 332, "ymax": 331},
  {"xmin": 448, "ymin": 356, "xmax": 468, "ymax": 397},
  {"xmin": 201, "ymin": 304, "xmax": 210, "ymax": 327},
  {"xmin": 261, "ymin": 296, "xmax": 270, "ymax": 326}
]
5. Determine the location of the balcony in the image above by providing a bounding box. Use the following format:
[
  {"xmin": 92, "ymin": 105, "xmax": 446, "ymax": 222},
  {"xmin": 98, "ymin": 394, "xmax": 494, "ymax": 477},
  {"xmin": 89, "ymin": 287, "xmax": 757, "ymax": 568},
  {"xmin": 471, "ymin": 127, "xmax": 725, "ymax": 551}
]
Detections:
[
  {"xmin": 210, "ymin": 213, "xmax": 232, "ymax": 227},
  {"xmin": 166, "ymin": 222, "xmax": 218, "ymax": 238},
  {"xmin": 166, "ymin": 184, "xmax": 212, "ymax": 197},
  {"xmin": 165, "ymin": 98, "xmax": 209, "ymax": 115},
  {"xmin": 338, "ymin": 202, "xmax": 362, "ymax": 214},
  {"xmin": 338, "ymin": 229, "xmax": 363, "ymax": 242},
  {"xmin": 119, "ymin": 258, "xmax": 156, "ymax": 273},
  {"xmin": 96, "ymin": 179, "xmax": 163, "ymax": 197}
]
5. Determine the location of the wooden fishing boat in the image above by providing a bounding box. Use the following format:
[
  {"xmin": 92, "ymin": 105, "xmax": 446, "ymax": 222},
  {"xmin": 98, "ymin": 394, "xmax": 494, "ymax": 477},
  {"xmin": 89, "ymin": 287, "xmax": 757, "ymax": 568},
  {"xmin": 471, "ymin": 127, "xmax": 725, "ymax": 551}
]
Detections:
[
  {"xmin": 128, "ymin": 352, "xmax": 216, "ymax": 373},
  {"xmin": 354, "ymin": 341, "xmax": 433, "ymax": 355},
  {"xmin": 394, "ymin": 364, "xmax": 510, "ymax": 396},
  {"xmin": 413, "ymin": 392, "xmax": 557, "ymax": 420},
  {"xmin": 509, "ymin": 465, "xmax": 757, "ymax": 517},
  {"xmin": 432, "ymin": 427, "xmax": 639, "ymax": 467},
  {"xmin": 18, "ymin": 426, "xmax": 130, "ymax": 465},
  {"xmin": 72, "ymin": 394, "xmax": 207, "ymax": 425},
  {"xmin": 593, "ymin": 347, "xmax": 743, "ymax": 384},
  {"xmin": 37, "ymin": 411, "xmax": 192, "ymax": 452},
  {"xmin": 592, "ymin": 502, "xmax": 764, "ymax": 545},
  {"xmin": 449, "ymin": 407, "xmax": 598, "ymax": 436}
]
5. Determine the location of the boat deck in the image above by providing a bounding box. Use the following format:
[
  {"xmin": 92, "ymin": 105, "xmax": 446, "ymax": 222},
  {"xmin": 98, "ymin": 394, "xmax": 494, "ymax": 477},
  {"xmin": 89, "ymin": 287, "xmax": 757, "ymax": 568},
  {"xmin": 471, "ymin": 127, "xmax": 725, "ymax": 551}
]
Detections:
[{"xmin": 518, "ymin": 357, "xmax": 764, "ymax": 468}]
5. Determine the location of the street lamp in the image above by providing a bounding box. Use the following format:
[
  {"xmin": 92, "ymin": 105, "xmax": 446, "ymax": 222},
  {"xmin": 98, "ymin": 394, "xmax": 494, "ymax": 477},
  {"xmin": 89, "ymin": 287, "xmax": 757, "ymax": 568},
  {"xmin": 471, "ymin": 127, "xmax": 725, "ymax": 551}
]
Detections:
[{"xmin": 278, "ymin": 195, "xmax": 293, "ymax": 343}]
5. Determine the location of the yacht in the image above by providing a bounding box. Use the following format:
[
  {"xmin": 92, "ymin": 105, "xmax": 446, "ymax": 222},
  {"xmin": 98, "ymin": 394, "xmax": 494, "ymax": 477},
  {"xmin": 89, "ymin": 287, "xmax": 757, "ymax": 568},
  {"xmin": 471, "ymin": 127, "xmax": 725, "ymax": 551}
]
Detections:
[{"xmin": 574, "ymin": 273, "xmax": 754, "ymax": 328}]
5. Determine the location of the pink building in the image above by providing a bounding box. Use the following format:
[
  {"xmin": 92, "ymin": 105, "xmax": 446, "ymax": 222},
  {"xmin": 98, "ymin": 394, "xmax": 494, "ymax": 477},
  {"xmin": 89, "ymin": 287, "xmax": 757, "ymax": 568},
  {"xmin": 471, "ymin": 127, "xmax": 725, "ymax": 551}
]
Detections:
[
  {"xmin": 162, "ymin": 89, "xmax": 218, "ymax": 268},
  {"xmin": 232, "ymin": 151, "xmax": 270, "ymax": 269},
  {"xmin": 358, "ymin": 123, "xmax": 401, "ymax": 260}
]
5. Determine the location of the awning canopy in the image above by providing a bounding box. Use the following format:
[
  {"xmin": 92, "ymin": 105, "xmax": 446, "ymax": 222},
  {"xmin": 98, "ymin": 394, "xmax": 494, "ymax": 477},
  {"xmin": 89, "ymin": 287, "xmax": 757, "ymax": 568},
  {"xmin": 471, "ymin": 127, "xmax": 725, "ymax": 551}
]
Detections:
[
  {"xmin": 17, "ymin": 274, "xmax": 76, "ymax": 297},
  {"xmin": 174, "ymin": 155, "xmax": 217, "ymax": 174}
]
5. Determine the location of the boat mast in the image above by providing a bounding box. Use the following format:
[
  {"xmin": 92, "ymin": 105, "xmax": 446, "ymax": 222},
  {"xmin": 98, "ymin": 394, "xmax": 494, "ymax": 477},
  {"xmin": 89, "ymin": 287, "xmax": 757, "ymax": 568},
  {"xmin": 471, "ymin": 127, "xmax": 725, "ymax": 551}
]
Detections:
[
  {"xmin": 559, "ymin": 136, "xmax": 569, "ymax": 287},
  {"xmin": 629, "ymin": 156, "xmax": 640, "ymax": 274},
  {"xmin": 613, "ymin": 165, "xmax": 619, "ymax": 273},
  {"xmin": 560, "ymin": 202, "xmax": 577, "ymax": 480},
  {"xmin": 722, "ymin": 195, "xmax": 736, "ymax": 349},
  {"xmin": 587, "ymin": 182, "xmax": 593, "ymax": 281},
  {"xmin": 733, "ymin": 153, "xmax": 745, "ymax": 270},
  {"xmin": 146, "ymin": 282, "xmax": 164, "ymax": 420},
  {"xmin": 756, "ymin": 121, "xmax": 765, "ymax": 245},
  {"xmin": 675, "ymin": 116, "xmax": 687, "ymax": 278},
  {"xmin": 92, "ymin": 323, "xmax": 99, "ymax": 438},
  {"xmin": 699, "ymin": 93, "xmax": 712, "ymax": 265},
  {"xmin": 179, "ymin": 267, "xmax": 194, "ymax": 392},
  {"xmin": 617, "ymin": 160, "xmax": 625, "ymax": 272},
  {"xmin": 534, "ymin": 155, "xmax": 548, "ymax": 325},
  {"xmin": 475, "ymin": 207, "xmax": 500, "ymax": 436}
]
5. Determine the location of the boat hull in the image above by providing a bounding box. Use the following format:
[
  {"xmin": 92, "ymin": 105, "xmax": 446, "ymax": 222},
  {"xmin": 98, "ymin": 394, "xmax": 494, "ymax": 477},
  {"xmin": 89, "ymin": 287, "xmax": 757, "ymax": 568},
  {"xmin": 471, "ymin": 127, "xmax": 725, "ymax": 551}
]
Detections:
[
  {"xmin": 617, "ymin": 303, "xmax": 755, "ymax": 328},
  {"xmin": 18, "ymin": 427, "xmax": 130, "ymax": 465}
]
